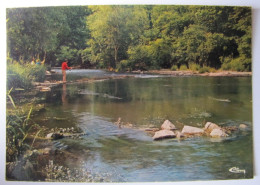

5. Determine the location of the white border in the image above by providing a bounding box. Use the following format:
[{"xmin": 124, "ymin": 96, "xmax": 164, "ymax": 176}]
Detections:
[{"xmin": 1, "ymin": 1, "xmax": 259, "ymax": 185}]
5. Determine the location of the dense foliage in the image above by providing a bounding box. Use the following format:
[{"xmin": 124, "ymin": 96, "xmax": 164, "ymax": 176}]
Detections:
[
  {"xmin": 6, "ymin": 5, "xmax": 251, "ymax": 71},
  {"xmin": 7, "ymin": 6, "xmax": 90, "ymax": 67}
]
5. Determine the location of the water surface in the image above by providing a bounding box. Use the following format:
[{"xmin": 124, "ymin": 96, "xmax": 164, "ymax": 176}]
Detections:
[{"xmin": 35, "ymin": 70, "xmax": 253, "ymax": 182}]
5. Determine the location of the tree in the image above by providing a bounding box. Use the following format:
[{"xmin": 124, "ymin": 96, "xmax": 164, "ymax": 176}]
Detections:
[
  {"xmin": 7, "ymin": 6, "xmax": 90, "ymax": 66},
  {"xmin": 55, "ymin": 6, "xmax": 91, "ymax": 66},
  {"xmin": 86, "ymin": 6, "xmax": 130, "ymax": 68},
  {"xmin": 7, "ymin": 5, "xmax": 252, "ymax": 71},
  {"xmin": 7, "ymin": 7, "xmax": 63, "ymax": 62}
]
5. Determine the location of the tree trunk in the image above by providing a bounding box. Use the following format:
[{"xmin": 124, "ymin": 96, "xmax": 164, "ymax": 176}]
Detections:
[{"xmin": 114, "ymin": 46, "xmax": 119, "ymax": 68}]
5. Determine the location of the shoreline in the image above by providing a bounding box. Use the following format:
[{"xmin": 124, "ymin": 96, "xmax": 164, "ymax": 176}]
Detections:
[
  {"xmin": 139, "ymin": 69, "xmax": 252, "ymax": 77},
  {"xmin": 33, "ymin": 69, "xmax": 252, "ymax": 92}
]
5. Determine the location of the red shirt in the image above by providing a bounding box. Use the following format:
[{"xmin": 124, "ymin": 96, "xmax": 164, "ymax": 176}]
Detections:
[{"xmin": 62, "ymin": 62, "xmax": 71, "ymax": 70}]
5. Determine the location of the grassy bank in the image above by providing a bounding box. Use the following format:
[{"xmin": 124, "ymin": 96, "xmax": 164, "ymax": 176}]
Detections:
[{"xmin": 7, "ymin": 61, "xmax": 46, "ymax": 90}]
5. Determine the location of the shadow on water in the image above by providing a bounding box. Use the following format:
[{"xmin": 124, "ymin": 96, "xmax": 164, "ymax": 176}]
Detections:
[{"xmin": 34, "ymin": 70, "xmax": 253, "ymax": 182}]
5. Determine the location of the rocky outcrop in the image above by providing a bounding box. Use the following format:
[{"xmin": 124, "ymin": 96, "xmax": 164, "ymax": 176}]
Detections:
[
  {"xmin": 181, "ymin": 125, "xmax": 204, "ymax": 135},
  {"xmin": 204, "ymin": 122, "xmax": 221, "ymax": 133},
  {"xmin": 161, "ymin": 120, "xmax": 177, "ymax": 130},
  {"xmin": 153, "ymin": 130, "xmax": 176, "ymax": 140},
  {"xmin": 210, "ymin": 128, "xmax": 228, "ymax": 138}
]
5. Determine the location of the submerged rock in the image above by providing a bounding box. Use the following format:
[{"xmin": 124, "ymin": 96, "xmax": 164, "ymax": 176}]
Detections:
[
  {"xmin": 204, "ymin": 122, "xmax": 221, "ymax": 133},
  {"xmin": 210, "ymin": 128, "xmax": 228, "ymax": 138},
  {"xmin": 181, "ymin": 125, "xmax": 204, "ymax": 135},
  {"xmin": 144, "ymin": 128, "xmax": 160, "ymax": 132},
  {"xmin": 153, "ymin": 130, "xmax": 176, "ymax": 140},
  {"xmin": 161, "ymin": 120, "xmax": 177, "ymax": 130},
  {"xmin": 224, "ymin": 126, "xmax": 238, "ymax": 134}
]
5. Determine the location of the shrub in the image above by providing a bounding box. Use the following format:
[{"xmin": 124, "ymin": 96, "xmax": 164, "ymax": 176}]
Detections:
[
  {"xmin": 179, "ymin": 64, "xmax": 188, "ymax": 70},
  {"xmin": 7, "ymin": 62, "xmax": 46, "ymax": 90},
  {"xmin": 116, "ymin": 60, "xmax": 132, "ymax": 72},
  {"xmin": 209, "ymin": 67, "xmax": 216, "ymax": 73},
  {"xmin": 171, "ymin": 65, "xmax": 178, "ymax": 71},
  {"xmin": 6, "ymin": 90, "xmax": 41, "ymax": 162},
  {"xmin": 28, "ymin": 64, "xmax": 46, "ymax": 82},
  {"xmin": 221, "ymin": 56, "xmax": 251, "ymax": 72},
  {"xmin": 198, "ymin": 66, "xmax": 210, "ymax": 73},
  {"xmin": 229, "ymin": 58, "xmax": 247, "ymax": 72},
  {"xmin": 221, "ymin": 62, "xmax": 231, "ymax": 71},
  {"xmin": 127, "ymin": 45, "xmax": 153, "ymax": 70},
  {"xmin": 189, "ymin": 63, "xmax": 200, "ymax": 72}
]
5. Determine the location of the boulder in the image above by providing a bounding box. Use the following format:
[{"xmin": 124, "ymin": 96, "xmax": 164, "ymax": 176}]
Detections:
[
  {"xmin": 46, "ymin": 133, "xmax": 64, "ymax": 140},
  {"xmin": 204, "ymin": 122, "xmax": 221, "ymax": 133},
  {"xmin": 174, "ymin": 130, "xmax": 185, "ymax": 139},
  {"xmin": 239, "ymin": 124, "xmax": 247, "ymax": 129},
  {"xmin": 153, "ymin": 130, "xmax": 176, "ymax": 140},
  {"xmin": 181, "ymin": 125, "xmax": 204, "ymax": 135},
  {"xmin": 161, "ymin": 120, "xmax": 177, "ymax": 130},
  {"xmin": 45, "ymin": 71, "xmax": 51, "ymax": 75},
  {"xmin": 210, "ymin": 128, "xmax": 228, "ymax": 138},
  {"xmin": 46, "ymin": 133, "xmax": 54, "ymax": 139},
  {"xmin": 43, "ymin": 148, "xmax": 52, "ymax": 155}
]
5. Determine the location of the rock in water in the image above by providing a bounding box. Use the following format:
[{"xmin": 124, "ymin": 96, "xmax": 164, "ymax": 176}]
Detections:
[
  {"xmin": 46, "ymin": 133, "xmax": 64, "ymax": 140},
  {"xmin": 174, "ymin": 130, "xmax": 185, "ymax": 139},
  {"xmin": 46, "ymin": 133, "xmax": 54, "ymax": 139},
  {"xmin": 161, "ymin": 120, "xmax": 177, "ymax": 130},
  {"xmin": 40, "ymin": 87, "xmax": 51, "ymax": 92},
  {"xmin": 181, "ymin": 125, "xmax": 204, "ymax": 135},
  {"xmin": 153, "ymin": 130, "xmax": 176, "ymax": 140},
  {"xmin": 239, "ymin": 124, "xmax": 247, "ymax": 129},
  {"xmin": 204, "ymin": 122, "xmax": 221, "ymax": 133},
  {"xmin": 43, "ymin": 148, "xmax": 52, "ymax": 155},
  {"xmin": 210, "ymin": 128, "xmax": 228, "ymax": 138}
]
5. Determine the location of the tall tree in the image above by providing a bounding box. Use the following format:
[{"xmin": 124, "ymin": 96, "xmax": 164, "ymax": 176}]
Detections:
[
  {"xmin": 7, "ymin": 6, "xmax": 90, "ymax": 66},
  {"xmin": 7, "ymin": 7, "xmax": 63, "ymax": 62},
  {"xmin": 87, "ymin": 5, "xmax": 138, "ymax": 68}
]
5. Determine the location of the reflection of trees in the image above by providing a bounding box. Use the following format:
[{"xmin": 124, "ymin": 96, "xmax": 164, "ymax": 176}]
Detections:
[
  {"xmin": 69, "ymin": 77, "xmax": 252, "ymax": 127},
  {"xmin": 33, "ymin": 84, "xmax": 80, "ymax": 129},
  {"xmin": 38, "ymin": 76, "xmax": 252, "ymax": 180}
]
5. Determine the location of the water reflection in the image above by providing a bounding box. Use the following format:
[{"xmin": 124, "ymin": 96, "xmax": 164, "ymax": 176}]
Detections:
[{"xmin": 62, "ymin": 83, "xmax": 67, "ymax": 105}]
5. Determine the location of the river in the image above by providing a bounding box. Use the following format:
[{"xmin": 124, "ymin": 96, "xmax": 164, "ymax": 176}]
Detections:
[{"xmin": 33, "ymin": 69, "xmax": 253, "ymax": 182}]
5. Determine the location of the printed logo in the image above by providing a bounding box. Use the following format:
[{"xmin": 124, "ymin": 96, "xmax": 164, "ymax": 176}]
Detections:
[{"xmin": 229, "ymin": 167, "xmax": 246, "ymax": 174}]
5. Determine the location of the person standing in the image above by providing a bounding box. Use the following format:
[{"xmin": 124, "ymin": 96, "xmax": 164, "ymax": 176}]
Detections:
[{"xmin": 61, "ymin": 59, "xmax": 71, "ymax": 83}]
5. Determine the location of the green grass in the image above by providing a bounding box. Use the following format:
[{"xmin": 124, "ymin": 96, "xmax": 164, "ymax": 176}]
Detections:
[{"xmin": 7, "ymin": 62, "xmax": 46, "ymax": 90}]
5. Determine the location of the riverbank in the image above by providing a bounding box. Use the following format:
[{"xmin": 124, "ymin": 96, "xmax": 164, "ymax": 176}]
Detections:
[{"xmin": 137, "ymin": 69, "xmax": 252, "ymax": 77}]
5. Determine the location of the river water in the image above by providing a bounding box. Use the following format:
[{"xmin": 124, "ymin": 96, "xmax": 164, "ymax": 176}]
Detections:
[{"xmin": 34, "ymin": 69, "xmax": 253, "ymax": 182}]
